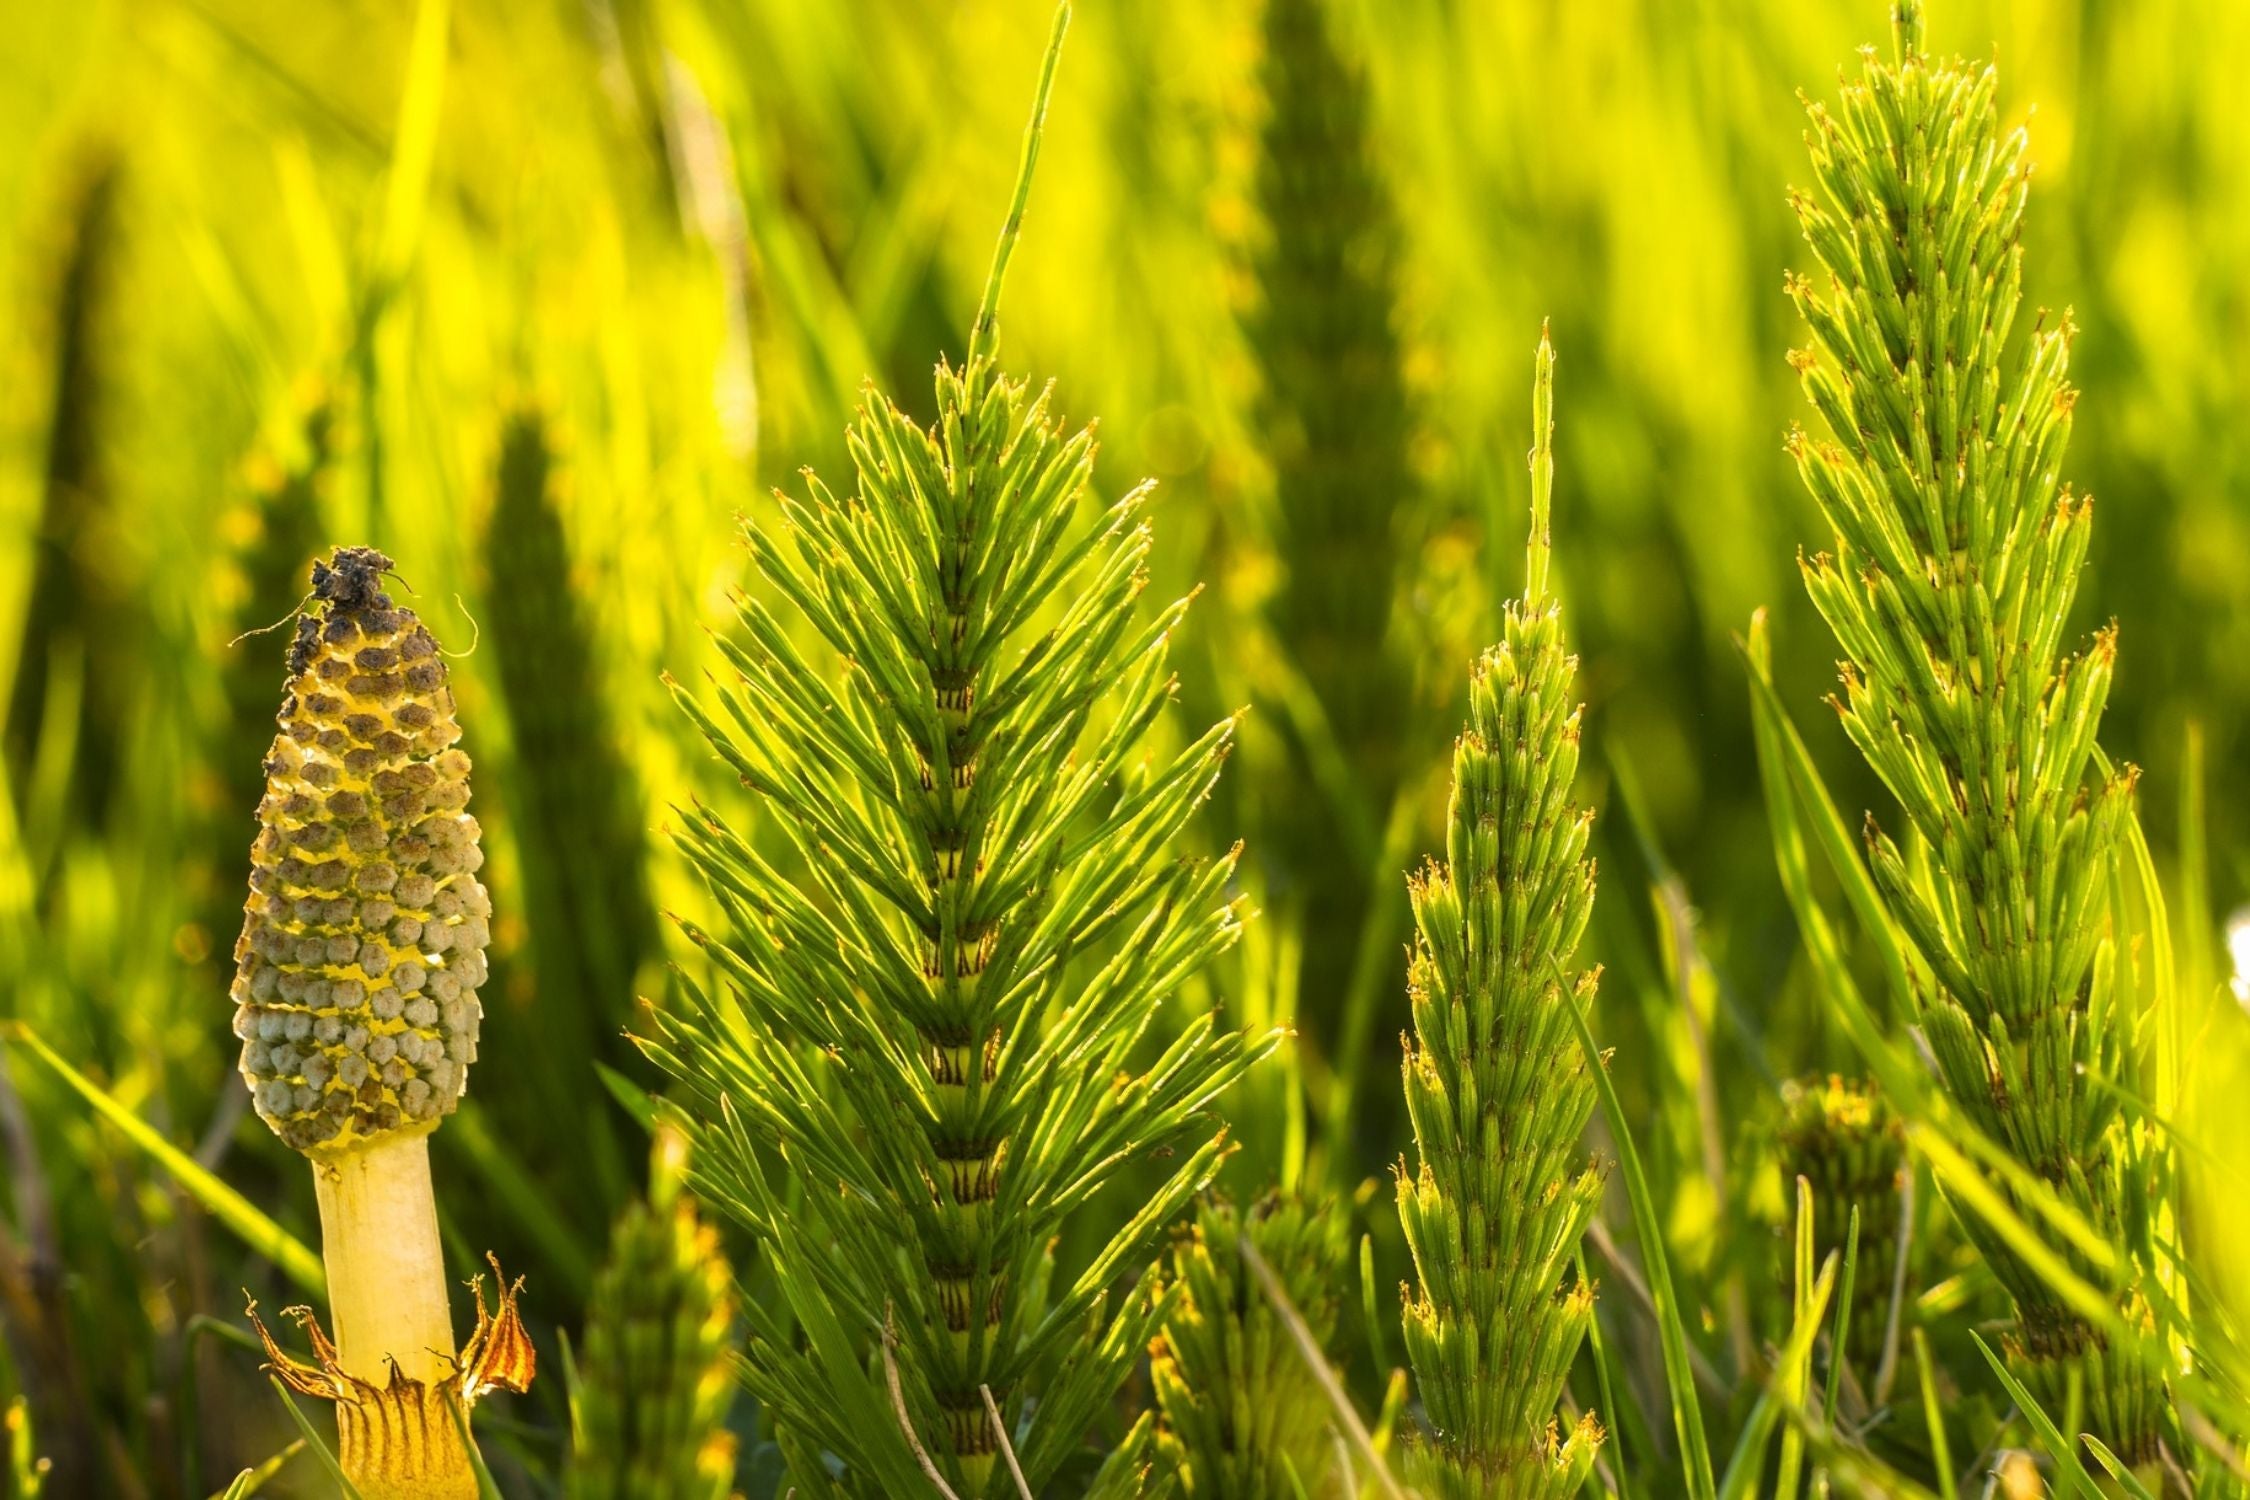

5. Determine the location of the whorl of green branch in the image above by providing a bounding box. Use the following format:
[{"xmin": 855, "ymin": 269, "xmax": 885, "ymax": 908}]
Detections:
[
  {"xmin": 640, "ymin": 12, "xmax": 1275, "ymax": 1495},
  {"xmin": 1785, "ymin": 0, "xmax": 2157, "ymax": 1461},
  {"xmin": 1775, "ymin": 1074, "xmax": 1905, "ymax": 1363},
  {"xmin": 1248, "ymin": 0, "xmax": 1414, "ymax": 1033},
  {"xmin": 567, "ymin": 1130, "xmax": 738, "ymax": 1500},
  {"xmin": 1150, "ymin": 1194, "xmax": 1346, "ymax": 1498},
  {"xmin": 1397, "ymin": 332, "xmax": 1603, "ymax": 1499}
]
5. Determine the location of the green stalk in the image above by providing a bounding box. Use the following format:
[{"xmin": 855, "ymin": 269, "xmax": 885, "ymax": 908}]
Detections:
[
  {"xmin": 195, "ymin": 380, "xmax": 336, "ymax": 986},
  {"xmin": 477, "ymin": 407, "xmax": 657, "ymax": 1227},
  {"xmin": 5, "ymin": 150, "xmax": 128, "ymax": 843},
  {"xmin": 1150, "ymin": 1194, "xmax": 1346, "ymax": 1497},
  {"xmin": 1775, "ymin": 1075, "xmax": 1906, "ymax": 1368},
  {"xmin": 567, "ymin": 1128, "xmax": 737, "ymax": 1500}
]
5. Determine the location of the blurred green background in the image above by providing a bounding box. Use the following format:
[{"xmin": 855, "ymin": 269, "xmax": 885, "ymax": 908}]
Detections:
[{"xmin": 2, "ymin": 0, "xmax": 2244, "ymax": 1493}]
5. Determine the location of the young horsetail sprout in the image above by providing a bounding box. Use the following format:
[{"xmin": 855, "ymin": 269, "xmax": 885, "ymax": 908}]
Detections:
[
  {"xmin": 1775, "ymin": 1074, "xmax": 1906, "ymax": 1366},
  {"xmin": 1786, "ymin": 0, "xmax": 2160, "ymax": 1467},
  {"xmin": 233, "ymin": 546, "xmax": 532, "ymax": 1498},
  {"xmin": 567, "ymin": 1126, "xmax": 738, "ymax": 1500},
  {"xmin": 638, "ymin": 7, "xmax": 1278, "ymax": 1493},
  {"xmin": 1150, "ymin": 1193, "xmax": 1347, "ymax": 1497},
  {"xmin": 1397, "ymin": 329, "xmax": 1605, "ymax": 1498}
]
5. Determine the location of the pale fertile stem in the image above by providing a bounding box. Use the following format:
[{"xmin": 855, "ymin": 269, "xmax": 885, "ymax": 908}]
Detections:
[
  {"xmin": 238, "ymin": 548, "xmax": 527, "ymax": 1499},
  {"xmin": 312, "ymin": 1131, "xmax": 455, "ymax": 1384}
]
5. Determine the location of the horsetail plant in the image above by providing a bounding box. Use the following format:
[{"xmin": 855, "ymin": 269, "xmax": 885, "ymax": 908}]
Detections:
[
  {"xmin": 1397, "ymin": 330, "xmax": 1605, "ymax": 1498},
  {"xmin": 1150, "ymin": 1193, "xmax": 1346, "ymax": 1498},
  {"xmin": 1785, "ymin": 0, "xmax": 2162, "ymax": 1467},
  {"xmin": 481, "ymin": 407, "xmax": 662, "ymax": 1219},
  {"xmin": 639, "ymin": 9, "xmax": 1276, "ymax": 1494},
  {"xmin": 567, "ymin": 1126, "xmax": 738, "ymax": 1500},
  {"xmin": 1248, "ymin": 0, "xmax": 1416, "ymax": 1066},
  {"xmin": 482, "ymin": 408, "xmax": 660, "ymax": 1019},
  {"xmin": 233, "ymin": 546, "xmax": 532, "ymax": 1497}
]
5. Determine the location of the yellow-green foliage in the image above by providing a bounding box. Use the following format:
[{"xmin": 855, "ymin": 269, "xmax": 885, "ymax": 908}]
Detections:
[
  {"xmin": 2, "ymin": 0, "xmax": 2248, "ymax": 1494},
  {"xmin": 639, "ymin": 22, "xmax": 1276, "ymax": 1494},
  {"xmin": 5, "ymin": 150, "xmax": 127, "ymax": 839},
  {"xmin": 480, "ymin": 408, "xmax": 658, "ymax": 1025},
  {"xmin": 190, "ymin": 380, "xmax": 336, "ymax": 982},
  {"xmin": 477, "ymin": 407, "xmax": 659, "ymax": 1219},
  {"xmin": 1774, "ymin": 1074, "xmax": 1905, "ymax": 1362},
  {"xmin": 1245, "ymin": 0, "xmax": 1415, "ymax": 1052}
]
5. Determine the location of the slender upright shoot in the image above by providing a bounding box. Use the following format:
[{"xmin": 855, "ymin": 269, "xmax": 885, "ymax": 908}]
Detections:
[
  {"xmin": 1150, "ymin": 1193, "xmax": 1346, "ymax": 1497},
  {"xmin": 567, "ymin": 1126, "xmax": 737, "ymax": 1500},
  {"xmin": 1775, "ymin": 1074, "xmax": 1906, "ymax": 1367},
  {"xmin": 479, "ymin": 408, "xmax": 660, "ymax": 1225},
  {"xmin": 1397, "ymin": 330, "xmax": 1605, "ymax": 1497}
]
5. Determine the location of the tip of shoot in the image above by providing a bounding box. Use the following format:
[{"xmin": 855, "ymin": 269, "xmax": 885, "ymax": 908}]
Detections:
[
  {"xmin": 1525, "ymin": 324, "xmax": 1558, "ymax": 611},
  {"xmin": 968, "ymin": 1, "xmax": 1072, "ymax": 371}
]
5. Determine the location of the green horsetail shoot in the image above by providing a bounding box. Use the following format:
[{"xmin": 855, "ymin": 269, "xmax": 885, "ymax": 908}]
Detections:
[{"xmin": 1786, "ymin": 0, "xmax": 2165, "ymax": 1472}]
